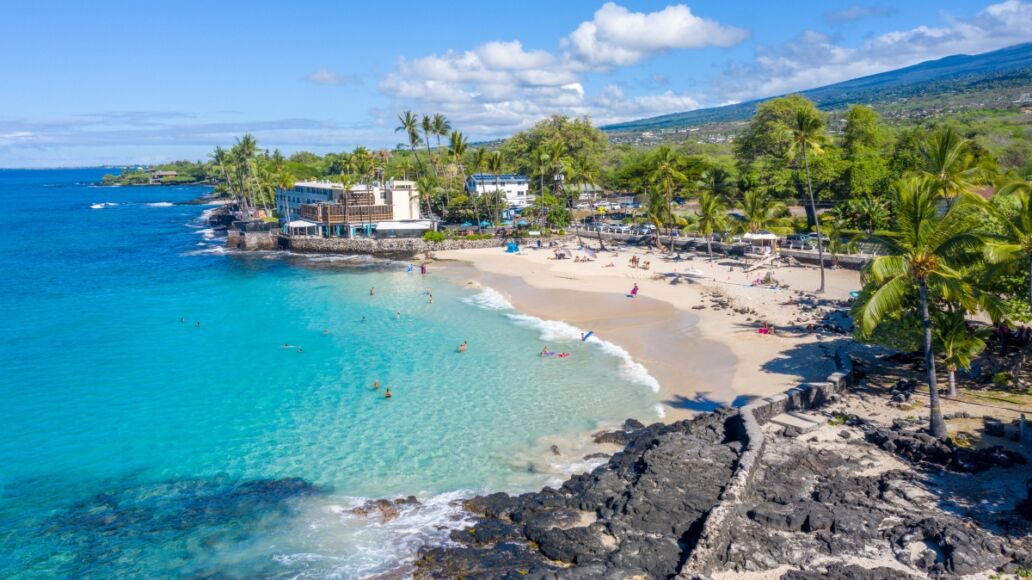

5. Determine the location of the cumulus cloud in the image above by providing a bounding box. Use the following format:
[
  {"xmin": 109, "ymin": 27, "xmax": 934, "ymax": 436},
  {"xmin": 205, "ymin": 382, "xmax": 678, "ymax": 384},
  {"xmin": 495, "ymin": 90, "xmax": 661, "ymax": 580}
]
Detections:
[
  {"xmin": 563, "ymin": 2, "xmax": 749, "ymax": 69},
  {"xmin": 307, "ymin": 69, "xmax": 361, "ymax": 86},
  {"xmin": 377, "ymin": 3, "xmax": 736, "ymax": 137},
  {"xmin": 824, "ymin": 5, "xmax": 897, "ymax": 23},
  {"xmin": 719, "ymin": 0, "xmax": 1032, "ymax": 101}
]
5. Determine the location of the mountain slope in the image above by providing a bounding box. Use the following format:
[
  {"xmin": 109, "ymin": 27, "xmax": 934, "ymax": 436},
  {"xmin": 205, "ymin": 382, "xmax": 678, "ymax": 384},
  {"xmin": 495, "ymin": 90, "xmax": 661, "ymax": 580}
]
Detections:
[{"xmin": 602, "ymin": 42, "xmax": 1032, "ymax": 133}]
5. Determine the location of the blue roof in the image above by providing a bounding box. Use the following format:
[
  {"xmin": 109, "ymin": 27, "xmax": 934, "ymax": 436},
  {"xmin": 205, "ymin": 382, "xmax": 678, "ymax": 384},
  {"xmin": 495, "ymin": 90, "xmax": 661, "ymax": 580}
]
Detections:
[{"xmin": 467, "ymin": 173, "xmax": 527, "ymax": 183}]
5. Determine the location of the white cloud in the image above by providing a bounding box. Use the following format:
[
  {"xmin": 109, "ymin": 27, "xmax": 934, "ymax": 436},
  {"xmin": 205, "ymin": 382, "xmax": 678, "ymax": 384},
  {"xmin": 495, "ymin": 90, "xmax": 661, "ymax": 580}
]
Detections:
[
  {"xmin": 377, "ymin": 3, "xmax": 738, "ymax": 137},
  {"xmin": 720, "ymin": 0, "xmax": 1032, "ymax": 101},
  {"xmin": 824, "ymin": 5, "xmax": 897, "ymax": 24},
  {"xmin": 307, "ymin": 69, "xmax": 360, "ymax": 86},
  {"xmin": 563, "ymin": 2, "xmax": 749, "ymax": 69}
]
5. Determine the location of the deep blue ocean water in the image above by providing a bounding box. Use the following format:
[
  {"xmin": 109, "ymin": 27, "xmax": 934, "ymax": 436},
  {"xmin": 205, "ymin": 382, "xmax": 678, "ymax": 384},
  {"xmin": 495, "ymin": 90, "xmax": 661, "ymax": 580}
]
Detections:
[{"xmin": 0, "ymin": 168, "xmax": 661, "ymax": 577}]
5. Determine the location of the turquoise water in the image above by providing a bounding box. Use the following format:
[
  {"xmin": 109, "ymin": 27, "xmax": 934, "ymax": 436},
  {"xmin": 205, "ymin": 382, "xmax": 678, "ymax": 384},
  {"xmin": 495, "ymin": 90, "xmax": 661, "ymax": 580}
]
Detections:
[{"xmin": 0, "ymin": 169, "xmax": 661, "ymax": 577}]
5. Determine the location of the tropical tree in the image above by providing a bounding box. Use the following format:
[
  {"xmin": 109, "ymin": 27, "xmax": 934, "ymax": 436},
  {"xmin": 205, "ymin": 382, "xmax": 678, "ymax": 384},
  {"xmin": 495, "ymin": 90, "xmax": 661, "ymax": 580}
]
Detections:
[
  {"xmin": 421, "ymin": 115, "xmax": 438, "ymax": 177},
  {"xmin": 487, "ymin": 151, "xmax": 505, "ymax": 224},
  {"xmin": 695, "ymin": 191, "xmax": 726, "ymax": 259},
  {"xmin": 920, "ymin": 127, "xmax": 983, "ymax": 209},
  {"xmin": 395, "ymin": 111, "xmax": 425, "ymax": 175},
  {"xmin": 933, "ymin": 310, "xmax": 990, "ymax": 397},
  {"xmin": 649, "ymin": 146, "xmax": 687, "ymax": 252},
  {"xmin": 699, "ymin": 166, "xmax": 734, "ymax": 204},
  {"xmin": 546, "ymin": 139, "xmax": 568, "ymax": 195},
  {"xmin": 276, "ymin": 167, "xmax": 296, "ymax": 229},
  {"xmin": 431, "ymin": 113, "xmax": 451, "ymax": 150},
  {"xmin": 856, "ymin": 176, "xmax": 985, "ymax": 439},
  {"xmin": 209, "ymin": 146, "xmax": 238, "ymax": 205},
  {"xmin": 449, "ymin": 131, "xmax": 481, "ymax": 231},
  {"xmin": 984, "ymin": 179, "xmax": 1032, "ymax": 312},
  {"xmin": 788, "ymin": 108, "xmax": 828, "ymax": 293},
  {"xmin": 415, "ymin": 174, "xmax": 439, "ymax": 220},
  {"xmin": 738, "ymin": 190, "xmax": 788, "ymax": 233}
]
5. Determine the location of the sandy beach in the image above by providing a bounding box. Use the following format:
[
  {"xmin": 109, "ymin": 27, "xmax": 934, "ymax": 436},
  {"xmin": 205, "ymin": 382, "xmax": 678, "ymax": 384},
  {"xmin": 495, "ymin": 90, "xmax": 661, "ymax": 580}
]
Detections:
[{"xmin": 435, "ymin": 240, "xmax": 862, "ymax": 421}]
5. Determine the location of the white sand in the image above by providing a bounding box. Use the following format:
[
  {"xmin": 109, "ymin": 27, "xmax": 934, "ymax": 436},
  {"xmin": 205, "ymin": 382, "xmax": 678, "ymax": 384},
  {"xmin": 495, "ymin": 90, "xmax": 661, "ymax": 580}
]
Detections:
[{"xmin": 435, "ymin": 242, "xmax": 862, "ymax": 421}]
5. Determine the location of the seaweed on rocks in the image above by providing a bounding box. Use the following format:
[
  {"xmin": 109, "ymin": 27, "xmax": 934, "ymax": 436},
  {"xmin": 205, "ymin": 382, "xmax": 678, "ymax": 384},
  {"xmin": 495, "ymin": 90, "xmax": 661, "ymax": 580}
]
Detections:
[{"xmin": 414, "ymin": 409, "xmax": 742, "ymax": 579}]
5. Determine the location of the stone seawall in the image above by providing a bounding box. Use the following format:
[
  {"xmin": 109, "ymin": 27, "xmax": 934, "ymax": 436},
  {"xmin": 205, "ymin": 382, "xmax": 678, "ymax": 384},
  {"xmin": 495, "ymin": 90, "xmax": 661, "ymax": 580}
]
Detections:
[
  {"xmin": 677, "ymin": 351, "xmax": 854, "ymax": 578},
  {"xmin": 282, "ymin": 235, "xmax": 506, "ymax": 257}
]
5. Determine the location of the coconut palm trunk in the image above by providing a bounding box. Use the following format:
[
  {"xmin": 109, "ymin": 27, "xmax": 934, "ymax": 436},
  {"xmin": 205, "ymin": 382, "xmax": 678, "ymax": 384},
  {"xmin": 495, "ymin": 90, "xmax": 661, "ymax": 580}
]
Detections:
[
  {"xmin": 802, "ymin": 146, "xmax": 826, "ymax": 293},
  {"xmin": 919, "ymin": 281, "xmax": 948, "ymax": 438}
]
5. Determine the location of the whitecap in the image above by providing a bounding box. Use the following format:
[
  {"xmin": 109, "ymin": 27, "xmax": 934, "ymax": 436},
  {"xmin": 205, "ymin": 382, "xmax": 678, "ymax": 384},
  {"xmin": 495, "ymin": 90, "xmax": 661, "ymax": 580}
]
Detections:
[
  {"xmin": 460, "ymin": 287, "xmax": 514, "ymax": 311},
  {"xmin": 89, "ymin": 202, "xmax": 119, "ymax": 209},
  {"xmin": 183, "ymin": 246, "xmax": 228, "ymax": 256},
  {"xmin": 506, "ymin": 311, "xmax": 661, "ymax": 392},
  {"xmin": 146, "ymin": 201, "xmax": 174, "ymax": 207},
  {"xmin": 274, "ymin": 489, "xmax": 475, "ymax": 578}
]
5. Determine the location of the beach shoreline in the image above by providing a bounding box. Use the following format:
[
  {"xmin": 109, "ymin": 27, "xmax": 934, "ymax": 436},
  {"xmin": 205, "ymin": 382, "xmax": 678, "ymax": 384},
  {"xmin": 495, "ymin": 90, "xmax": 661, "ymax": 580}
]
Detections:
[{"xmin": 434, "ymin": 242, "xmax": 862, "ymax": 421}]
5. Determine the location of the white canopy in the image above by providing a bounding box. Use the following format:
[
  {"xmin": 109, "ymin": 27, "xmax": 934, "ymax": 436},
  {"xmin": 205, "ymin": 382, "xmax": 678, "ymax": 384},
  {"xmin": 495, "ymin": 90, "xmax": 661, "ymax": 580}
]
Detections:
[
  {"xmin": 743, "ymin": 232, "xmax": 779, "ymax": 241},
  {"xmin": 286, "ymin": 219, "xmax": 317, "ymax": 228},
  {"xmin": 376, "ymin": 220, "xmax": 432, "ymax": 231}
]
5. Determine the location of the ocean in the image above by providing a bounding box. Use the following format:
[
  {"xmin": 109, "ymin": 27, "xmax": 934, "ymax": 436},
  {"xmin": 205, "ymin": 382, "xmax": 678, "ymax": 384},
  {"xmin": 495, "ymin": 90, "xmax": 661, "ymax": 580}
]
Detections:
[{"xmin": 0, "ymin": 168, "xmax": 662, "ymax": 577}]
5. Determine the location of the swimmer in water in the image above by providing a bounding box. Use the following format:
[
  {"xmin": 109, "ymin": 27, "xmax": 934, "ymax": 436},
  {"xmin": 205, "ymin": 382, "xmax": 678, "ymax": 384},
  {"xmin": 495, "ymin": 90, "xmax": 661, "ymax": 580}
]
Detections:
[
  {"xmin": 322, "ymin": 329, "xmax": 330, "ymax": 335},
  {"xmin": 195, "ymin": 321, "xmax": 201, "ymax": 328},
  {"xmin": 458, "ymin": 341, "xmax": 468, "ymax": 353},
  {"xmin": 179, "ymin": 317, "xmax": 186, "ymax": 323},
  {"xmin": 373, "ymin": 380, "xmax": 380, "ymax": 390},
  {"xmin": 384, "ymin": 388, "xmax": 392, "ymax": 399},
  {"xmin": 428, "ymin": 294, "xmax": 433, "ymax": 304},
  {"xmin": 297, "ymin": 347, "xmax": 303, "ymax": 353},
  {"xmin": 395, "ymin": 311, "xmax": 401, "ymax": 320},
  {"xmin": 282, "ymin": 342, "xmax": 293, "ymax": 348},
  {"xmin": 370, "ymin": 287, "xmax": 375, "ymax": 296},
  {"xmin": 361, "ymin": 316, "xmax": 367, "ymax": 323},
  {"xmin": 540, "ymin": 346, "xmax": 553, "ymax": 357}
]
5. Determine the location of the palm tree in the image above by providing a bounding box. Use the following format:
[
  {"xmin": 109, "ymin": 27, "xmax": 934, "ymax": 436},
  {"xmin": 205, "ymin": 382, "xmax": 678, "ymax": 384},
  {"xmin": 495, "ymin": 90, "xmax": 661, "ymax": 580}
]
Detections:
[
  {"xmin": 933, "ymin": 310, "xmax": 989, "ymax": 397},
  {"xmin": 415, "ymin": 174, "xmax": 439, "ymax": 222},
  {"xmin": 421, "ymin": 115, "xmax": 438, "ymax": 177},
  {"xmin": 695, "ymin": 191, "xmax": 726, "ymax": 259},
  {"xmin": 920, "ymin": 127, "xmax": 982, "ymax": 209},
  {"xmin": 449, "ymin": 131, "xmax": 481, "ymax": 232},
  {"xmin": 276, "ymin": 167, "xmax": 296, "ymax": 233},
  {"xmin": 738, "ymin": 190, "xmax": 787, "ymax": 233},
  {"xmin": 649, "ymin": 146, "xmax": 687, "ymax": 252},
  {"xmin": 209, "ymin": 146, "xmax": 238, "ymax": 203},
  {"xmin": 567, "ymin": 153, "xmax": 600, "ymax": 245},
  {"xmin": 788, "ymin": 109, "xmax": 828, "ymax": 293},
  {"xmin": 984, "ymin": 179, "xmax": 1032, "ymax": 312},
  {"xmin": 395, "ymin": 111, "xmax": 424, "ymax": 175},
  {"xmin": 431, "ymin": 113, "xmax": 451, "ymax": 150},
  {"xmin": 471, "ymin": 148, "xmax": 489, "ymax": 225},
  {"xmin": 487, "ymin": 151, "xmax": 505, "ymax": 225},
  {"xmin": 232, "ymin": 134, "xmax": 260, "ymax": 216},
  {"xmin": 699, "ymin": 167, "xmax": 734, "ymax": 204},
  {"xmin": 857, "ymin": 176, "xmax": 985, "ymax": 439}
]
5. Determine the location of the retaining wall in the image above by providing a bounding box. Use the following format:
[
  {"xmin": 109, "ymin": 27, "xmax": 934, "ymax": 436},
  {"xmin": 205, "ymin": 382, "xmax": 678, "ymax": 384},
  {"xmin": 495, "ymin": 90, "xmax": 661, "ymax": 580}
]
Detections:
[
  {"xmin": 678, "ymin": 350, "xmax": 854, "ymax": 578},
  {"xmin": 281, "ymin": 235, "xmax": 506, "ymax": 257}
]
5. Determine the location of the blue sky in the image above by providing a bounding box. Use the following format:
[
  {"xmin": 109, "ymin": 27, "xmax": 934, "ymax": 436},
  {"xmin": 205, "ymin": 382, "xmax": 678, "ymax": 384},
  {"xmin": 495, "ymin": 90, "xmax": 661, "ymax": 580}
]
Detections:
[{"xmin": 1, "ymin": 0, "xmax": 1030, "ymax": 167}]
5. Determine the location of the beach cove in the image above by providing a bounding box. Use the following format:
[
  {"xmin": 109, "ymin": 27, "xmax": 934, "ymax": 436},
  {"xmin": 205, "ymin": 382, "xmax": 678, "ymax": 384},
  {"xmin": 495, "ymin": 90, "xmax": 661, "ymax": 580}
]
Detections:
[
  {"xmin": 435, "ymin": 242, "xmax": 862, "ymax": 420},
  {"xmin": 0, "ymin": 169, "xmax": 667, "ymax": 577}
]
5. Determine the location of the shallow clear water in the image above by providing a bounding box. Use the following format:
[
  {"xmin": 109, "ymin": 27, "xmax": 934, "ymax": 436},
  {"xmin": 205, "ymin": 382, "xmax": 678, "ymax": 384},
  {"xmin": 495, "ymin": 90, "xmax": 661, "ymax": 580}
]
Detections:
[{"xmin": 0, "ymin": 169, "xmax": 661, "ymax": 577}]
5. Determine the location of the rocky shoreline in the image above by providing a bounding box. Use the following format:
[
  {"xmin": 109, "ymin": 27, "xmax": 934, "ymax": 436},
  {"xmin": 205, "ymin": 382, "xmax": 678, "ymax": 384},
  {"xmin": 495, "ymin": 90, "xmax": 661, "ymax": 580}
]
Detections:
[{"xmin": 406, "ymin": 377, "xmax": 1032, "ymax": 579}]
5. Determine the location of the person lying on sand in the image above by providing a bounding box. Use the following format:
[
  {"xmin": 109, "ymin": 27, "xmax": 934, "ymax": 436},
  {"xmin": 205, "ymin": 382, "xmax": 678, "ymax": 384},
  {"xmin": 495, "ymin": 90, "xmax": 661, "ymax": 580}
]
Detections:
[{"xmin": 603, "ymin": 262, "xmax": 615, "ymax": 268}]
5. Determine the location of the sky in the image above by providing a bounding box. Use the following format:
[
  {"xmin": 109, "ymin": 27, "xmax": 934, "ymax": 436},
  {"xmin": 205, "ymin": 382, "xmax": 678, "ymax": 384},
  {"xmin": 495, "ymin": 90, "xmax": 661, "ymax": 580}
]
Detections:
[{"xmin": 1, "ymin": 0, "xmax": 1030, "ymax": 167}]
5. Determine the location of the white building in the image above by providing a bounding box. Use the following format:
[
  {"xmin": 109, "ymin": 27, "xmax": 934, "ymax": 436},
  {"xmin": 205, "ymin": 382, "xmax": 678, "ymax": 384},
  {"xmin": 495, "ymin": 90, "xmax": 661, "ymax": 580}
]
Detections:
[
  {"xmin": 277, "ymin": 180, "xmax": 429, "ymax": 238},
  {"xmin": 466, "ymin": 174, "xmax": 531, "ymax": 208}
]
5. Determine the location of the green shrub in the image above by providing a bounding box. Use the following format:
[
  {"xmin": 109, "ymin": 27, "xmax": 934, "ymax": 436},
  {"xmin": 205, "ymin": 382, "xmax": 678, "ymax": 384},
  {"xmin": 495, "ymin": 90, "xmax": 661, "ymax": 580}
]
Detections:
[
  {"xmin": 423, "ymin": 230, "xmax": 446, "ymax": 243},
  {"xmin": 992, "ymin": 371, "xmax": 1011, "ymax": 387}
]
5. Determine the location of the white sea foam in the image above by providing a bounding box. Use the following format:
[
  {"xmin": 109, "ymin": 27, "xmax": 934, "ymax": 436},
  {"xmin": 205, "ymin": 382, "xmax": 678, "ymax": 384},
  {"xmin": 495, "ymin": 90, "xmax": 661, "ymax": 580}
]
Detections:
[
  {"xmin": 146, "ymin": 201, "xmax": 174, "ymax": 207},
  {"xmin": 183, "ymin": 246, "xmax": 228, "ymax": 256},
  {"xmin": 460, "ymin": 284, "xmax": 662, "ymax": 393},
  {"xmin": 505, "ymin": 312, "xmax": 661, "ymax": 393},
  {"xmin": 460, "ymin": 287, "xmax": 514, "ymax": 311},
  {"xmin": 275, "ymin": 489, "xmax": 474, "ymax": 578},
  {"xmin": 194, "ymin": 228, "xmax": 216, "ymax": 240},
  {"xmin": 90, "ymin": 202, "xmax": 119, "ymax": 209}
]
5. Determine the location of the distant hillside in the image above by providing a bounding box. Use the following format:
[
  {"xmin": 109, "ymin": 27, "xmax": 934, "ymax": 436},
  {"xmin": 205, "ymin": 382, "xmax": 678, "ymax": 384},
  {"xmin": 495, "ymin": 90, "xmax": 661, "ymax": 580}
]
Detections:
[{"xmin": 603, "ymin": 42, "xmax": 1032, "ymax": 133}]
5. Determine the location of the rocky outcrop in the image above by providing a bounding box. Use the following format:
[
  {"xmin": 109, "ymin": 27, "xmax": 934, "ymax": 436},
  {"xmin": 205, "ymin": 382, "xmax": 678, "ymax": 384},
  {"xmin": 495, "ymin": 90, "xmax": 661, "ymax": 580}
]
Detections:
[
  {"xmin": 866, "ymin": 424, "xmax": 1027, "ymax": 472},
  {"xmin": 414, "ymin": 410, "xmax": 741, "ymax": 578}
]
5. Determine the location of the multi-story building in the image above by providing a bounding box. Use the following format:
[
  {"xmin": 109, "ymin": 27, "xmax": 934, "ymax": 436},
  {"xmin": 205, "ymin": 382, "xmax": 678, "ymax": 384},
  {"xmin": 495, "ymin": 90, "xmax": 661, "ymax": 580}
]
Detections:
[
  {"xmin": 276, "ymin": 180, "xmax": 430, "ymax": 238},
  {"xmin": 465, "ymin": 174, "xmax": 532, "ymax": 208}
]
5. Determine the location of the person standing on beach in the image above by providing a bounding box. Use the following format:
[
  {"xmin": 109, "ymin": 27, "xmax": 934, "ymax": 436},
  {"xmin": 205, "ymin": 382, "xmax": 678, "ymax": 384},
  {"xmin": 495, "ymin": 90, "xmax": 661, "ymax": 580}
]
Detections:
[{"xmin": 421, "ymin": 263, "xmax": 427, "ymax": 275}]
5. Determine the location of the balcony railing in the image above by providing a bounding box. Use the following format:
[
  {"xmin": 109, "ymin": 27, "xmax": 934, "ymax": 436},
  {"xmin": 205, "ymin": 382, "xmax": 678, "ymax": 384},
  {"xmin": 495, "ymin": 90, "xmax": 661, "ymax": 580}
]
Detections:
[{"xmin": 299, "ymin": 203, "xmax": 393, "ymax": 224}]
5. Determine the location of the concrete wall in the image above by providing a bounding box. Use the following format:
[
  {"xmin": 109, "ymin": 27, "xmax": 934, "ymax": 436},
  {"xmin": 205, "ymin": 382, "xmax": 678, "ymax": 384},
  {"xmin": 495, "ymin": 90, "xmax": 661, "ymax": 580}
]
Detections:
[
  {"xmin": 282, "ymin": 235, "xmax": 507, "ymax": 258},
  {"xmin": 226, "ymin": 229, "xmax": 277, "ymax": 251},
  {"xmin": 678, "ymin": 350, "xmax": 854, "ymax": 578}
]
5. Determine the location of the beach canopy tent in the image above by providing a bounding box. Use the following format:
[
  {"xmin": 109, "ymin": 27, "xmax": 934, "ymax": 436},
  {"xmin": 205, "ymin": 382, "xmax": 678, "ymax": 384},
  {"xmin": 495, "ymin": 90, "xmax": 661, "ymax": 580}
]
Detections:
[
  {"xmin": 376, "ymin": 220, "xmax": 433, "ymax": 238},
  {"xmin": 743, "ymin": 231, "xmax": 779, "ymax": 247},
  {"xmin": 284, "ymin": 219, "xmax": 318, "ymax": 235}
]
